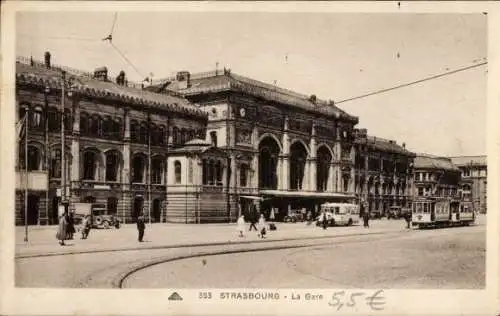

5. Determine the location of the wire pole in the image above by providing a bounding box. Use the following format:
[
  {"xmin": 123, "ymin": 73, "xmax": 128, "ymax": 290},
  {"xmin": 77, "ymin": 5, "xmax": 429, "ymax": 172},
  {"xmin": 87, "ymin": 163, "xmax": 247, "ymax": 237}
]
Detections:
[
  {"xmin": 61, "ymin": 71, "xmax": 66, "ymax": 210},
  {"xmin": 148, "ymin": 112, "xmax": 152, "ymax": 228},
  {"xmin": 24, "ymin": 108, "xmax": 29, "ymax": 242}
]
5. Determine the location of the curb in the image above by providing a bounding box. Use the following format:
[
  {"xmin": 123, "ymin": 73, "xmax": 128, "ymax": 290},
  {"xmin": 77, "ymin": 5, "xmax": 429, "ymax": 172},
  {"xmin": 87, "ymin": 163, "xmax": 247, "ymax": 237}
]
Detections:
[{"xmin": 15, "ymin": 230, "xmax": 403, "ymax": 259}]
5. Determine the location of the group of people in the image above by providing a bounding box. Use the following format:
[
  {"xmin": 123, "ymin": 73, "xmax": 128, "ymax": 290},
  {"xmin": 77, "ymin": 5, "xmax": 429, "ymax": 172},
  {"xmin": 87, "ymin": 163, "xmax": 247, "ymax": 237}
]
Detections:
[
  {"xmin": 237, "ymin": 204, "xmax": 268, "ymax": 238},
  {"xmin": 56, "ymin": 211, "xmax": 92, "ymax": 246}
]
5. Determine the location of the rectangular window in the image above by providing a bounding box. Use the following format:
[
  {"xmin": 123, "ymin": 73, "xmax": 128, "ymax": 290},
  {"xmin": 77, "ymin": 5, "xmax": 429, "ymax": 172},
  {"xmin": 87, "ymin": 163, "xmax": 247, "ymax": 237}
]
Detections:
[{"xmin": 240, "ymin": 164, "xmax": 248, "ymax": 187}]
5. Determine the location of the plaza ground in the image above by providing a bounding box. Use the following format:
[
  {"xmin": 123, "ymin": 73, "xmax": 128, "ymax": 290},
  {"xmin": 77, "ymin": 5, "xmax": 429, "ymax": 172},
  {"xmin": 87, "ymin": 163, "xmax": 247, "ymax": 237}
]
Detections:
[{"xmin": 15, "ymin": 215, "xmax": 486, "ymax": 288}]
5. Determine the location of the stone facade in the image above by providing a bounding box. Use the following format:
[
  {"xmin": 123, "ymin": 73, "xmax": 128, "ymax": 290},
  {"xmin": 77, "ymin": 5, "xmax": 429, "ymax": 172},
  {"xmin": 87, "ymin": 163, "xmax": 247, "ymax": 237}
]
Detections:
[
  {"xmin": 413, "ymin": 154, "xmax": 462, "ymax": 203},
  {"xmin": 15, "ymin": 54, "xmax": 207, "ymax": 225},
  {"xmin": 449, "ymin": 156, "xmax": 487, "ymax": 213},
  {"xmin": 353, "ymin": 129, "xmax": 415, "ymax": 216}
]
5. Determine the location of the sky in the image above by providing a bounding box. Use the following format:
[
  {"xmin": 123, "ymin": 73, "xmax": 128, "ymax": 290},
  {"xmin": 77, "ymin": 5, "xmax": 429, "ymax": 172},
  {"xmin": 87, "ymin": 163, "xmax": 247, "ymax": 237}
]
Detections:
[{"xmin": 16, "ymin": 11, "xmax": 487, "ymax": 157}]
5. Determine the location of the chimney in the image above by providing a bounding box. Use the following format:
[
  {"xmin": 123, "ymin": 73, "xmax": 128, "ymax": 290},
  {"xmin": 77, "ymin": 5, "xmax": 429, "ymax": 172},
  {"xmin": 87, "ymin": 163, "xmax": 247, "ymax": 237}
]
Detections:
[
  {"xmin": 116, "ymin": 70, "xmax": 126, "ymax": 86},
  {"xmin": 93, "ymin": 66, "xmax": 108, "ymax": 81},
  {"xmin": 44, "ymin": 51, "xmax": 51, "ymax": 69},
  {"xmin": 176, "ymin": 71, "xmax": 191, "ymax": 89}
]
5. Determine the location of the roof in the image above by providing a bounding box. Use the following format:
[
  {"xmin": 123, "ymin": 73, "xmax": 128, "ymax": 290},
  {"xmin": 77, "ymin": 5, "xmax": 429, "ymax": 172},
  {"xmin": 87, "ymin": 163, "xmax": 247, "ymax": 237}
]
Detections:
[
  {"xmin": 150, "ymin": 70, "xmax": 358, "ymax": 123},
  {"xmin": 414, "ymin": 154, "xmax": 460, "ymax": 171},
  {"xmin": 356, "ymin": 135, "xmax": 415, "ymax": 156},
  {"xmin": 448, "ymin": 155, "xmax": 487, "ymax": 167},
  {"xmin": 15, "ymin": 57, "xmax": 207, "ymax": 119}
]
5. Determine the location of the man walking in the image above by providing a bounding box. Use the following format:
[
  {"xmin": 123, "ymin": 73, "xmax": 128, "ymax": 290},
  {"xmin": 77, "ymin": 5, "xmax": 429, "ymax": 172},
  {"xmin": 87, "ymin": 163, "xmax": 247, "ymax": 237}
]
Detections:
[
  {"xmin": 248, "ymin": 204, "xmax": 258, "ymax": 231},
  {"xmin": 363, "ymin": 210, "xmax": 370, "ymax": 228},
  {"xmin": 404, "ymin": 210, "xmax": 412, "ymax": 229},
  {"xmin": 137, "ymin": 212, "xmax": 146, "ymax": 242}
]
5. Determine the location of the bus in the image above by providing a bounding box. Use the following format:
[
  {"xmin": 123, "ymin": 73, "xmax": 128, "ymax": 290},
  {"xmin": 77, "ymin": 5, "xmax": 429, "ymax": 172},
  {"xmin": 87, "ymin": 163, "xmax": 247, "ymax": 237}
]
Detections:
[{"xmin": 317, "ymin": 202, "xmax": 360, "ymax": 226}]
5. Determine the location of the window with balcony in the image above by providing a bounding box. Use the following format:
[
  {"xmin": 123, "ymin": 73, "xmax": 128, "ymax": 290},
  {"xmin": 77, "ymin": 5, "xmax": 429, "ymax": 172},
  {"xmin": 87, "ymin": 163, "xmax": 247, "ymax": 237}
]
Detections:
[
  {"xmin": 83, "ymin": 151, "xmax": 97, "ymax": 180},
  {"xmin": 151, "ymin": 157, "xmax": 163, "ymax": 184},
  {"xmin": 240, "ymin": 164, "xmax": 248, "ymax": 187},
  {"xmin": 105, "ymin": 151, "xmax": 119, "ymax": 182},
  {"xmin": 26, "ymin": 145, "xmax": 42, "ymax": 171},
  {"xmin": 132, "ymin": 155, "xmax": 146, "ymax": 183},
  {"xmin": 50, "ymin": 149, "xmax": 61, "ymax": 178}
]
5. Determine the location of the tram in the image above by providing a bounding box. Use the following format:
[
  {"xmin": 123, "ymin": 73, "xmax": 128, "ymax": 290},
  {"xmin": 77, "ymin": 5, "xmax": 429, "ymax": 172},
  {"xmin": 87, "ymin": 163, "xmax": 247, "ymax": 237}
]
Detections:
[{"xmin": 411, "ymin": 197, "xmax": 475, "ymax": 229}]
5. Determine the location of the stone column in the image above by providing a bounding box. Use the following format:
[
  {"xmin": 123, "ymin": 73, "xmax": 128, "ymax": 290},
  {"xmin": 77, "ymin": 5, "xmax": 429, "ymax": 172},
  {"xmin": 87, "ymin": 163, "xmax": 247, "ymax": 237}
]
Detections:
[
  {"xmin": 349, "ymin": 146, "xmax": 355, "ymax": 193},
  {"xmin": 281, "ymin": 117, "xmax": 290, "ymax": 191},
  {"xmin": 309, "ymin": 158, "xmax": 317, "ymax": 192},
  {"xmin": 251, "ymin": 125, "xmax": 259, "ymax": 190},
  {"xmin": 122, "ymin": 108, "xmax": 131, "ymax": 223},
  {"xmin": 327, "ymin": 163, "xmax": 334, "ymax": 192},
  {"xmin": 230, "ymin": 153, "xmax": 237, "ymax": 192}
]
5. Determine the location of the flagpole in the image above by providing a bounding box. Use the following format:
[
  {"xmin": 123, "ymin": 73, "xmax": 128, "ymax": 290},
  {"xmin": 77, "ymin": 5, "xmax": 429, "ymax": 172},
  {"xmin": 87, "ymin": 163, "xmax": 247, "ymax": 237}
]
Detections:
[{"xmin": 24, "ymin": 109, "xmax": 29, "ymax": 242}]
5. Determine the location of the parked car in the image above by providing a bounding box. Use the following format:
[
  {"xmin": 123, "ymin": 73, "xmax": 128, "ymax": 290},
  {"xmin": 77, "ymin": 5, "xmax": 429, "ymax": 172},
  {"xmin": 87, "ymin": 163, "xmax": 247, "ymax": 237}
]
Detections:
[
  {"xmin": 387, "ymin": 206, "xmax": 403, "ymax": 219},
  {"xmin": 283, "ymin": 210, "xmax": 304, "ymax": 223},
  {"xmin": 92, "ymin": 208, "xmax": 120, "ymax": 229}
]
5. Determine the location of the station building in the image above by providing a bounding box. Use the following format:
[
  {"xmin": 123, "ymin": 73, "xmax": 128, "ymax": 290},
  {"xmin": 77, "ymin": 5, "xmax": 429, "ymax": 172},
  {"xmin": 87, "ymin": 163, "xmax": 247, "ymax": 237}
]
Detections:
[{"xmin": 149, "ymin": 68, "xmax": 360, "ymax": 222}]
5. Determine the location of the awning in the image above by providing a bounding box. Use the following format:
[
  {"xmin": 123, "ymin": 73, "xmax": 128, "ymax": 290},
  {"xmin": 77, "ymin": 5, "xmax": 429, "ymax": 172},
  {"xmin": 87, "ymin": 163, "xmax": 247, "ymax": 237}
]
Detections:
[
  {"xmin": 239, "ymin": 195, "xmax": 265, "ymax": 201},
  {"xmin": 260, "ymin": 190, "xmax": 356, "ymax": 199}
]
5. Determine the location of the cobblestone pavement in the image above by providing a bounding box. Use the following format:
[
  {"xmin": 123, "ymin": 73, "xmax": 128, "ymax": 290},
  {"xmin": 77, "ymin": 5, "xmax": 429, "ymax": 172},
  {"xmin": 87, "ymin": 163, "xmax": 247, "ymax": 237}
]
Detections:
[{"xmin": 15, "ymin": 217, "xmax": 421, "ymax": 258}]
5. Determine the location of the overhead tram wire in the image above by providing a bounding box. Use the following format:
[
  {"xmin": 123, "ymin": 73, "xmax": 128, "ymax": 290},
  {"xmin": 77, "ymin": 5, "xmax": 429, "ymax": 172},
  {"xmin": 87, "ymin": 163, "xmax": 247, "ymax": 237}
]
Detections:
[{"xmin": 330, "ymin": 61, "xmax": 487, "ymax": 106}]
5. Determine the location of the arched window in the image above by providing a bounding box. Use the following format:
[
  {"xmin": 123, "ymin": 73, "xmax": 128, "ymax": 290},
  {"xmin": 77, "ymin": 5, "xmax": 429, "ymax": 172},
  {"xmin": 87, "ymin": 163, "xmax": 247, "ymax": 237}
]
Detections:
[
  {"xmin": 80, "ymin": 112, "xmax": 88, "ymax": 135},
  {"xmin": 210, "ymin": 131, "xmax": 218, "ymax": 147},
  {"xmin": 151, "ymin": 157, "xmax": 163, "ymax": 184},
  {"xmin": 158, "ymin": 126, "xmax": 165, "ymax": 145},
  {"xmin": 130, "ymin": 120, "xmax": 139, "ymax": 142},
  {"xmin": 48, "ymin": 107, "xmax": 60, "ymax": 132},
  {"xmin": 27, "ymin": 145, "xmax": 41, "ymax": 171},
  {"xmin": 64, "ymin": 109, "xmax": 71, "ymax": 132},
  {"xmin": 207, "ymin": 160, "xmax": 215, "ymax": 185},
  {"xmin": 215, "ymin": 161, "xmax": 223, "ymax": 186},
  {"xmin": 31, "ymin": 106, "xmax": 43, "ymax": 130},
  {"xmin": 105, "ymin": 151, "xmax": 119, "ymax": 182},
  {"xmin": 174, "ymin": 160, "xmax": 182, "ymax": 184},
  {"xmin": 172, "ymin": 127, "xmax": 178, "ymax": 145},
  {"xmin": 132, "ymin": 155, "xmax": 145, "ymax": 183},
  {"xmin": 83, "ymin": 151, "xmax": 97, "ymax": 180},
  {"xmin": 90, "ymin": 115, "xmax": 100, "ymax": 137},
  {"xmin": 202, "ymin": 159, "xmax": 208, "ymax": 185},
  {"xmin": 240, "ymin": 164, "xmax": 248, "ymax": 187},
  {"xmin": 139, "ymin": 123, "xmax": 148, "ymax": 144},
  {"xmin": 50, "ymin": 149, "xmax": 62, "ymax": 178}
]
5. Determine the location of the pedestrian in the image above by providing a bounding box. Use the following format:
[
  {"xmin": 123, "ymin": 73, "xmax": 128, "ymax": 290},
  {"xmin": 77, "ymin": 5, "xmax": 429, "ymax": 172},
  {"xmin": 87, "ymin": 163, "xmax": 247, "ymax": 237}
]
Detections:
[
  {"xmin": 81, "ymin": 215, "xmax": 92, "ymax": 239},
  {"xmin": 306, "ymin": 210, "xmax": 312, "ymax": 225},
  {"xmin": 248, "ymin": 204, "xmax": 258, "ymax": 231},
  {"xmin": 258, "ymin": 213, "xmax": 266, "ymax": 238},
  {"xmin": 137, "ymin": 212, "xmax": 146, "ymax": 242},
  {"xmin": 67, "ymin": 212, "xmax": 75, "ymax": 240},
  {"xmin": 363, "ymin": 210, "xmax": 370, "ymax": 228},
  {"xmin": 404, "ymin": 211, "xmax": 412, "ymax": 229},
  {"xmin": 237, "ymin": 214, "xmax": 245, "ymax": 237},
  {"xmin": 269, "ymin": 208, "xmax": 275, "ymax": 222},
  {"xmin": 56, "ymin": 211, "xmax": 68, "ymax": 246},
  {"xmin": 322, "ymin": 211, "xmax": 328, "ymax": 230}
]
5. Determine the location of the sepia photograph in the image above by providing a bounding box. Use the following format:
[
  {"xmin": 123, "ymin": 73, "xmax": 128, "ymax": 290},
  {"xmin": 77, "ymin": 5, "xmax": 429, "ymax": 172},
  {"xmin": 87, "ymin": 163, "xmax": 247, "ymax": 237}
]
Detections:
[{"xmin": 1, "ymin": 2, "xmax": 499, "ymax": 316}]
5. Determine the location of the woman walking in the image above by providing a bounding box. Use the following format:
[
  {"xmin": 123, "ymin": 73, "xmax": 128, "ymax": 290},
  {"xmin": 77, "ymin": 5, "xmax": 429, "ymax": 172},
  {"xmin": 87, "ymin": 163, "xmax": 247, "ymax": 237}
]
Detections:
[
  {"xmin": 56, "ymin": 212, "xmax": 68, "ymax": 246},
  {"xmin": 81, "ymin": 215, "xmax": 92, "ymax": 239},
  {"xmin": 258, "ymin": 213, "xmax": 267, "ymax": 238},
  {"xmin": 236, "ymin": 214, "xmax": 245, "ymax": 237}
]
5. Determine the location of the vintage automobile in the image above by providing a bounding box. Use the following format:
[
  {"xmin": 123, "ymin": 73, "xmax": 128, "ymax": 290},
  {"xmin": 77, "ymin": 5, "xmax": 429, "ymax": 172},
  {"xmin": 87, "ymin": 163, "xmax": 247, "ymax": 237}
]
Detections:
[
  {"xmin": 283, "ymin": 209, "xmax": 305, "ymax": 223},
  {"xmin": 73, "ymin": 203, "xmax": 120, "ymax": 229}
]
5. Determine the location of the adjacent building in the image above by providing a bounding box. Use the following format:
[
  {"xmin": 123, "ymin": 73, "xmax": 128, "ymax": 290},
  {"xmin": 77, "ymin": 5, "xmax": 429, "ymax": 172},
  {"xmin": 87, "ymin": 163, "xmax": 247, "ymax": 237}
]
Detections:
[
  {"xmin": 15, "ymin": 53, "xmax": 207, "ymax": 225},
  {"xmin": 413, "ymin": 154, "xmax": 462, "ymax": 203},
  {"xmin": 449, "ymin": 155, "xmax": 487, "ymax": 213},
  {"xmin": 354, "ymin": 128, "xmax": 416, "ymax": 216}
]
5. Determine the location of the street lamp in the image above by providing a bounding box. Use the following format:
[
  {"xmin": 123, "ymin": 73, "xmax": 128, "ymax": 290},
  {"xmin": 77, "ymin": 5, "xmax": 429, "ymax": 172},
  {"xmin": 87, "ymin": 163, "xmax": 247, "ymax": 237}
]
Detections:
[{"xmin": 44, "ymin": 85, "xmax": 50, "ymax": 226}]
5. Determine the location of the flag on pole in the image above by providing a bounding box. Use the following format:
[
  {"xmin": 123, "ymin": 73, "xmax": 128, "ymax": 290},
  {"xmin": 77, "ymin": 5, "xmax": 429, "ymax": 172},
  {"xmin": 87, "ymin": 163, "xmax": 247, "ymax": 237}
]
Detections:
[{"xmin": 16, "ymin": 114, "xmax": 27, "ymax": 142}]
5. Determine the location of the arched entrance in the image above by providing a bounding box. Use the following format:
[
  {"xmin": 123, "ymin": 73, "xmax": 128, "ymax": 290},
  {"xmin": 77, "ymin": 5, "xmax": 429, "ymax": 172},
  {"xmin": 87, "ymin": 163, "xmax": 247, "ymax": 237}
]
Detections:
[
  {"xmin": 258, "ymin": 136, "xmax": 280, "ymax": 189},
  {"xmin": 152, "ymin": 199, "xmax": 162, "ymax": 223},
  {"xmin": 290, "ymin": 142, "xmax": 308, "ymax": 190},
  {"xmin": 27, "ymin": 194, "xmax": 39, "ymax": 225},
  {"xmin": 133, "ymin": 196, "xmax": 144, "ymax": 220},
  {"xmin": 316, "ymin": 146, "xmax": 332, "ymax": 192}
]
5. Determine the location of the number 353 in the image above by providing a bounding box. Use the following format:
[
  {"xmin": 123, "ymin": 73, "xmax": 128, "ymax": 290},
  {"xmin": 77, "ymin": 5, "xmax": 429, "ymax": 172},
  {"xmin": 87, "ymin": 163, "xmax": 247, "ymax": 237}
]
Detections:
[{"xmin": 199, "ymin": 292, "xmax": 212, "ymax": 299}]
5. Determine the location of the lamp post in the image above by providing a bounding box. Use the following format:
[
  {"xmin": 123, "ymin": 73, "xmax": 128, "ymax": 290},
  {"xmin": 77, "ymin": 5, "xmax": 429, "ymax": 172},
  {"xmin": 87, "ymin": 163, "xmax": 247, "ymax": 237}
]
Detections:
[
  {"xmin": 44, "ymin": 85, "xmax": 50, "ymax": 225},
  {"xmin": 60, "ymin": 71, "xmax": 74, "ymax": 213}
]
